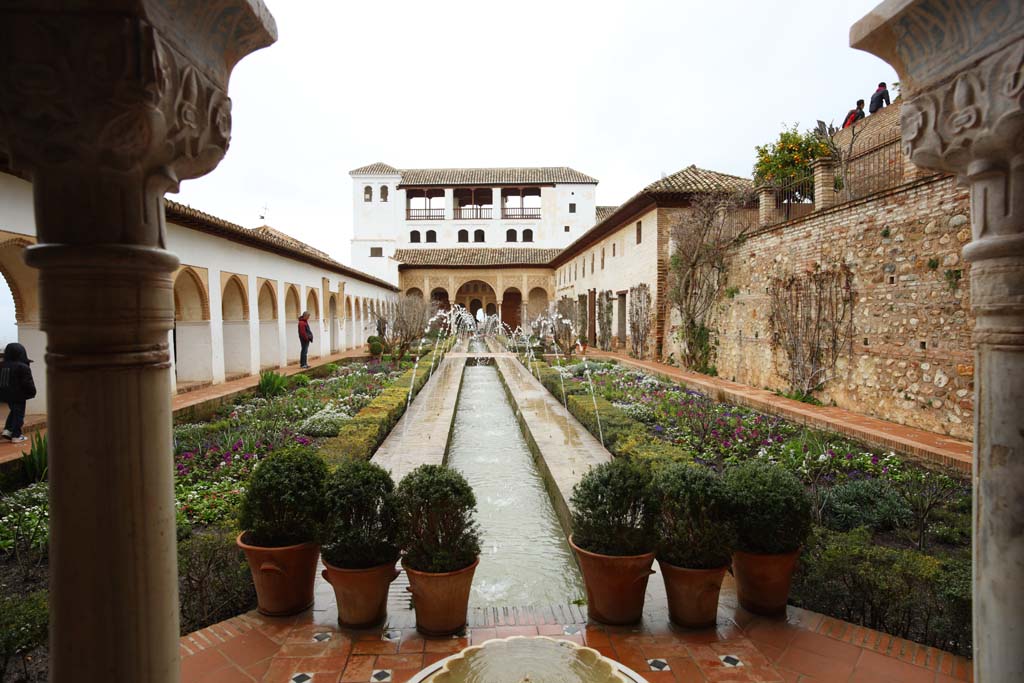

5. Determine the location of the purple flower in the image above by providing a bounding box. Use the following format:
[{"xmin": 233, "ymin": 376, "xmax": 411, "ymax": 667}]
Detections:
[
  {"xmin": 232, "ymin": 439, "xmax": 243, "ymax": 452},
  {"xmin": 871, "ymin": 455, "xmax": 879, "ymax": 465},
  {"xmin": 845, "ymin": 453, "xmax": 853, "ymax": 460},
  {"xmin": 295, "ymin": 435, "xmax": 312, "ymax": 446}
]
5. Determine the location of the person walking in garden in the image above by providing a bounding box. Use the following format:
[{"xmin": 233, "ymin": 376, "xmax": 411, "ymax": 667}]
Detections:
[
  {"xmin": 0, "ymin": 342, "xmax": 36, "ymax": 443},
  {"xmin": 298, "ymin": 311, "xmax": 313, "ymax": 369},
  {"xmin": 869, "ymin": 81, "xmax": 891, "ymax": 114},
  {"xmin": 842, "ymin": 99, "xmax": 865, "ymax": 128}
]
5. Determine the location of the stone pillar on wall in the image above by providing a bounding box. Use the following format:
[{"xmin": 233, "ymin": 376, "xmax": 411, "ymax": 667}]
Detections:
[
  {"xmin": 756, "ymin": 185, "xmax": 777, "ymax": 226},
  {"xmin": 444, "ymin": 187, "xmax": 454, "ymax": 221},
  {"xmin": 0, "ymin": 4, "xmax": 276, "ymax": 682},
  {"xmin": 812, "ymin": 158, "xmax": 837, "ymax": 211},
  {"xmin": 852, "ymin": 4, "xmax": 1023, "ymax": 680}
]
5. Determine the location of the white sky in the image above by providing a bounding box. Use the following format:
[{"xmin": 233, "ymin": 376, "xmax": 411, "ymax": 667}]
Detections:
[{"xmin": 170, "ymin": 0, "xmax": 897, "ymax": 265}]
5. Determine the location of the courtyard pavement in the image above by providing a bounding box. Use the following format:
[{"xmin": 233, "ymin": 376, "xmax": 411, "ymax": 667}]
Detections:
[{"xmin": 584, "ymin": 350, "xmax": 972, "ymax": 473}]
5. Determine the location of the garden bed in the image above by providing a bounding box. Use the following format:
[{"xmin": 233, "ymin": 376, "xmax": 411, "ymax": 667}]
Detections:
[
  {"xmin": 0, "ymin": 347, "xmax": 448, "ymax": 682},
  {"xmin": 522, "ymin": 355, "xmax": 973, "ymax": 657}
]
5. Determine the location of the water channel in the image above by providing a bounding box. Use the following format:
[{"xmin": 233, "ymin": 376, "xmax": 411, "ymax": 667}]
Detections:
[{"xmin": 445, "ymin": 340, "xmax": 584, "ymax": 608}]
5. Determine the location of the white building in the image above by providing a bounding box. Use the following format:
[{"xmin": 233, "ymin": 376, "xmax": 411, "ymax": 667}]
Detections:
[{"xmin": 349, "ymin": 163, "xmax": 599, "ymax": 284}]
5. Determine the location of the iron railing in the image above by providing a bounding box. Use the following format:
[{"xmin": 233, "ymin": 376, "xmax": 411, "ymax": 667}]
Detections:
[
  {"xmin": 406, "ymin": 208, "xmax": 445, "ymax": 220},
  {"xmin": 502, "ymin": 207, "xmax": 541, "ymax": 219},
  {"xmin": 454, "ymin": 207, "xmax": 492, "ymax": 219},
  {"xmin": 763, "ymin": 174, "xmax": 815, "ymax": 227}
]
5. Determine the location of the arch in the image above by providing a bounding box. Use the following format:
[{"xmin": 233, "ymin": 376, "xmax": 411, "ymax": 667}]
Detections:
[
  {"xmin": 527, "ymin": 286, "xmax": 549, "ymax": 320},
  {"xmin": 174, "ymin": 267, "xmax": 209, "ymax": 322},
  {"xmin": 430, "ymin": 287, "xmax": 450, "ymax": 311},
  {"xmin": 0, "ymin": 238, "xmax": 37, "ymax": 323},
  {"xmin": 406, "ymin": 287, "xmax": 424, "ymax": 298},
  {"xmin": 470, "ymin": 299, "xmax": 482, "ymax": 315},
  {"xmin": 305, "ymin": 288, "xmax": 320, "ymax": 319},
  {"xmin": 455, "ymin": 280, "xmax": 496, "ymax": 318},
  {"xmin": 506, "ymin": 229, "xmax": 517, "ymax": 242},
  {"xmin": 285, "ymin": 285, "xmax": 301, "ymax": 320},
  {"xmin": 485, "ymin": 302, "xmax": 497, "ymax": 316},
  {"xmin": 410, "ymin": 230, "xmax": 421, "ymax": 243},
  {"xmin": 363, "ymin": 185, "xmax": 372, "ymax": 202},
  {"xmin": 221, "ymin": 275, "xmax": 248, "ymax": 321},
  {"xmin": 257, "ymin": 281, "xmax": 277, "ymax": 320},
  {"xmin": 380, "ymin": 186, "xmax": 389, "ymax": 202},
  {"xmin": 258, "ymin": 281, "xmax": 280, "ymax": 369},
  {"xmin": 425, "ymin": 230, "xmax": 437, "ymax": 243},
  {"xmin": 522, "ymin": 228, "xmax": 534, "ymax": 243},
  {"xmin": 501, "ymin": 286, "xmax": 522, "ymax": 329},
  {"xmin": 328, "ymin": 294, "xmax": 339, "ymax": 353},
  {"xmin": 458, "ymin": 229, "xmax": 469, "ymax": 243},
  {"xmin": 473, "ymin": 229, "xmax": 485, "ymax": 243}
]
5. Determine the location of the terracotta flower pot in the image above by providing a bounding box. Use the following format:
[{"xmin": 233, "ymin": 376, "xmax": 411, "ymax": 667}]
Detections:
[
  {"xmin": 403, "ymin": 557, "xmax": 479, "ymax": 636},
  {"xmin": 570, "ymin": 535, "xmax": 655, "ymax": 625},
  {"xmin": 657, "ymin": 559, "xmax": 727, "ymax": 628},
  {"xmin": 236, "ymin": 532, "xmax": 320, "ymax": 617},
  {"xmin": 732, "ymin": 548, "xmax": 801, "ymax": 617},
  {"xmin": 321, "ymin": 559, "xmax": 400, "ymax": 628}
]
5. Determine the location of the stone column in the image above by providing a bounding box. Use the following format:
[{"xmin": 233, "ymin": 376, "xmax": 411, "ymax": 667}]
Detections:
[
  {"xmin": 852, "ymin": 4, "xmax": 1023, "ymax": 680},
  {"xmin": 756, "ymin": 185, "xmax": 777, "ymax": 226},
  {"xmin": 0, "ymin": 5, "xmax": 276, "ymax": 683},
  {"xmin": 811, "ymin": 158, "xmax": 837, "ymax": 211}
]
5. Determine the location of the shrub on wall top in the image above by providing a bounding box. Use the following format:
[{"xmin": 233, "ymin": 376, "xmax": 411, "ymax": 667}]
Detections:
[
  {"xmin": 723, "ymin": 460, "xmax": 811, "ymax": 554},
  {"xmin": 571, "ymin": 458, "xmax": 657, "ymax": 556},
  {"xmin": 238, "ymin": 444, "xmax": 327, "ymax": 547}
]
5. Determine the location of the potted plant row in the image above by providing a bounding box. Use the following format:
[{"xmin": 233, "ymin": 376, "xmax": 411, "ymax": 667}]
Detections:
[
  {"xmin": 237, "ymin": 452, "xmax": 481, "ymax": 635},
  {"xmin": 569, "ymin": 458, "xmax": 811, "ymax": 627}
]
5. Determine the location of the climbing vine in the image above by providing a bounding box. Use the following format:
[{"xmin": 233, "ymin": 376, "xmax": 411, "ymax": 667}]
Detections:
[
  {"xmin": 628, "ymin": 283, "xmax": 653, "ymax": 359},
  {"xmin": 598, "ymin": 290, "xmax": 614, "ymax": 351}
]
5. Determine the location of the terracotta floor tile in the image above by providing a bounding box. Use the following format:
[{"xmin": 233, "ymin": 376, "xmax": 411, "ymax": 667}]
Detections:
[
  {"xmin": 375, "ymin": 653, "xmax": 424, "ymax": 670},
  {"xmin": 192, "ymin": 664, "xmax": 254, "ymax": 683},
  {"xmin": 855, "ymin": 648, "xmax": 934, "ymax": 683},
  {"xmin": 339, "ymin": 654, "xmax": 377, "ymax": 682},
  {"xmin": 219, "ymin": 630, "xmax": 285, "ymax": 668},
  {"xmin": 423, "ymin": 637, "xmax": 469, "ymax": 653},
  {"xmin": 744, "ymin": 621, "xmax": 799, "ymax": 652},
  {"xmin": 495, "ymin": 625, "xmax": 540, "ymax": 638},
  {"xmin": 775, "ymin": 646, "xmax": 854, "ymax": 681},
  {"xmin": 469, "ymin": 627, "xmax": 498, "ymax": 644},
  {"xmin": 585, "ymin": 626, "xmax": 612, "ymax": 647},
  {"xmin": 774, "ymin": 666, "xmax": 801, "ymax": 683},
  {"xmin": 351, "ymin": 639, "xmax": 398, "ymax": 655},
  {"xmin": 421, "ymin": 652, "xmax": 448, "ymax": 667},
  {"xmin": 665, "ymin": 656, "xmax": 707, "ymax": 682},
  {"xmin": 787, "ymin": 630, "xmax": 863, "ymax": 665},
  {"xmin": 244, "ymin": 657, "xmax": 273, "ymax": 681},
  {"xmin": 180, "ymin": 646, "xmax": 233, "ymax": 681}
]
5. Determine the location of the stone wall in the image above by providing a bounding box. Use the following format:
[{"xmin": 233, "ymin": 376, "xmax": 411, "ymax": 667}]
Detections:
[{"xmin": 711, "ymin": 174, "xmax": 974, "ymax": 440}]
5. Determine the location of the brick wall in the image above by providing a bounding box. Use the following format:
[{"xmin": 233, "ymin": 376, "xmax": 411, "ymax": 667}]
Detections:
[{"xmin": 705, "ymin": 174, "xmax": 974, "ymax": 440}]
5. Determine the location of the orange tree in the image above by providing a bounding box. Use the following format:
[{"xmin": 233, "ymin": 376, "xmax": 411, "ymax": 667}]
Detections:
[{"xmin": 753, "ymin": 124, "xmax": 830, "ymax": 191}]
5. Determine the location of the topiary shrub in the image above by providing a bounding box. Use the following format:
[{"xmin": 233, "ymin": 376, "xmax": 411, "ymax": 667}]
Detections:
[
  {"xmin": 321, "ymin": 460, "xmax": 400, "ymax": 569},
  {"xmin": 396, "ymin": 464, "xmax": 480, "ymax": 573},
  {"xmin": 822, "ymin": 478, "xmax": 910, "ymax": 532},
  {"xmin": 0, "ymin": 590, "xmax": 48, "ymax": 680},
  {"xmin": 178, "ymin": 527, "xmax": 256, "ymax": 634},
  {"xmin": 238, "ymin": 444, "xmax": 327, "ymax": 547},
  {"xmin": 570, "ymin": 458, "xmax": 657, "ymax": 556},
  {"xmin": 368, "ymin": 341, "xmax": 383, "ymax": 358},
  {"xmin": 652, "ymin": 463, "xmax": 734, "ymax": 568},
  {"xmin": 723, "ymin": 460, "xmax": 811, "ymax": 554}
]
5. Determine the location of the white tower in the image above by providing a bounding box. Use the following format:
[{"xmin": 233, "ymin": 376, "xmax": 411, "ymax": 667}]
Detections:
[{"xmin": 349, "ymin": 162, "xmax": 402, "ymax": 284}]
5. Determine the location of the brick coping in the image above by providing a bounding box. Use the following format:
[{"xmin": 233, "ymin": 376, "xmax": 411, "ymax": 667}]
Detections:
[{"xmin": 579, "ymin": 351, "xmax": 972, "ymax": 473}]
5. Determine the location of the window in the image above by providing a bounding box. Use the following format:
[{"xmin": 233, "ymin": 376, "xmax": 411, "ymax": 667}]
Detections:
[
  {"xmin": 591, "ymin": 254, "xmax": 595, "ymax": 274},
  {"xmin": 564, "ymin": 225, "xmax": 570, "ymax": 232},
  {"xmin": 363, "ymin": 186, "xmax": 372, "ymax": 202},
  {"xmin": 636, "ymin": 221, "xmax": 642, "ymax": 244},
  {"xmin": 474, "ymin": 229, "xmax": 485, "ymax": 243},
  {"xmin": 569, "ymin": 203, "xmax": 576, "ymax": 213},
  {"xmin": 601, "ymin": 248, "xmax": 605, "ymax": 269},
  {"xmin": 574, "ymin": 263, "xmax": 578, "ymax": 279},
  {"xmin": 380, "ymin": 186, "xmax": 389, "ymax": 202},
  {"xmin": 506, "ymin": 229, "xmax": 517, "ymax": 242},
  {"xmin": 409, "ymin": 230, "xmax": 421, "ymax": 243},
  {"xmin": 458, "ymin": 229, "xmax": 469, "ymax": 243},
  {"xmin": 425, "ymin": 230, "xmax": 437, "ymax": 243},
  {"xmin": 370, "ymin": 247, "xmax": 383, "ymax": 257},
  {"xmin": 522, "ymin": 229, "xmax": 534, "ymax": 242},
  {"xmin": 612, "ymin": 243, "xmax": 616, "ymax": 257}
]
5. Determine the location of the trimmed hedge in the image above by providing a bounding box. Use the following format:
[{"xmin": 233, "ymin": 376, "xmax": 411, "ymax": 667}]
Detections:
[{"xmin": 319, "ymin": 348, "xmax": 444, "ymax": 464}]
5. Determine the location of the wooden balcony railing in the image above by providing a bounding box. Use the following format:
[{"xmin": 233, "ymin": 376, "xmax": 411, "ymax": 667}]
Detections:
[
  {"xmin": 454, "ymin": 207, "xmax": 493, "ymax": 220},
  {"xmin": 406, "ymin": 208, "xmax": 445, "ymax": 220},
  {"xmin": 502, "ymin": 207, "xmax": 541, "ymax": 219}
]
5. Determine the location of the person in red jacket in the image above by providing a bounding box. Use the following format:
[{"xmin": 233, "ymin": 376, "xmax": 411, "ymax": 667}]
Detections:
[{"xmin": 297, "ymin": 311, "xmax": 313, "ymax": 369}]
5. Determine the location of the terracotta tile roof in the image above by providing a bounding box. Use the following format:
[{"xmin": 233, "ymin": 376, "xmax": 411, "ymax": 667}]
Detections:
[
  {"xmin": 643, "ymin": 165, "xmax": 752, "ymax": 195},
  {"xmin": 164, "ymin": 201, "xmax": 398, "ymax": 291},
  {"xmin": 595, "ymin": 205, "xmax": 619, "ymax": 223},
  {"xmin": 349, "ymin": 162, "xmax": 401, "ymax": 175},
  {"xmin": 348, "ymin": 163, "xmax": 598, "ymax": 186},
  {"xmin": 394, "ymin": 248, "xmax": 563, "ymax": 267}
]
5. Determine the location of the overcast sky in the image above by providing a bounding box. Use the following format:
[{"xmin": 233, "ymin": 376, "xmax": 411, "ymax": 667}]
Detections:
[{"xmin": 170, "ymin": 0, "xmax": 897, "ymax": 264}]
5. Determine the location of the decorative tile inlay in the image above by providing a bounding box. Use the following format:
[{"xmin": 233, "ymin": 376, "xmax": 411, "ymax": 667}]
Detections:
[
  {"xmin": 371, "ymin": 670, "xmax": 393, "ymax": 682},
  {"xmin": 719, "ymin": 654, "xmax": 743, "ymax": 667},
  {"xmin": 562, "ymin": 625, "xmax": 581, "ymax": 635},
  {"xmin": 382, "ymin": 629, "xmax": 402, "ymax": 642},
  {"xmin": 647, "ymin": 658, "xmax": 670, "ymax": 671},
  {"xmin": 291, "ymin": 674, "xmax": 313, "ymax": 683},
  {"xmin": 312, "ymin": 632, "xmax": 331, "ymax": 642}
]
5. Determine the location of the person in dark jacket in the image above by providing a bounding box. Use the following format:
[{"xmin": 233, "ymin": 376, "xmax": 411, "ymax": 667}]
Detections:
[
  {"xmin": 0, "ymin": 342, "xmax": 36, "ymax": 443},
  {"xmin": 297, "ymin": 311, "xmax": 313, "ymax": 369},
  {"xmin": 869, "ymin": 82, "xmax": 891, "ymax": 114},
  {"xmin": 843, "ymin": 100, "xmax": 866, "ymax": 128}
]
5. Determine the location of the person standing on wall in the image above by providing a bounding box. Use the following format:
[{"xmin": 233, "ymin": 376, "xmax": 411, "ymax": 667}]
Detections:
[
  {"xmin": 869, "ymin": 81, "xmax": 891, "ymax": 114},
  {"xmin": 298, "ymin": 311, "xmax": 313, "ymax": 369},
  {"xmin": 842, "ymin": 99, "xmax": 866, "ymax": 128},
  {"xmin": 0, "ymin": 342, "xmax": 36, "ymax": 443}
]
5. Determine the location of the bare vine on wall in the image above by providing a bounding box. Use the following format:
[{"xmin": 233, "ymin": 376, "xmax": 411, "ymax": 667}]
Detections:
[
  {"xmin": 815, "ymin": 120, "xmax": 863, "ymax": 203},
  {"xmin": 553, "ymin": 296, "xmax": 578, "ymax": 356},
  {"xmin": 666, "ymin": 190, "xmax": 755, "ymax": 374},
  {"xmin": 598, "ymin": 290, "xmax": 614, "ymax": 351},
  {"xmin": 628, "ymin": 283, "xmax": 653, "ymax": 358},
  {"xmin": 769, "ymin": 262, "xmax": 855, "ymax": 399}
]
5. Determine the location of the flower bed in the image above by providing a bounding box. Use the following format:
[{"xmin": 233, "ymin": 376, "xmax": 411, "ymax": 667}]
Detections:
[{"xmin": 524, "ymin": 356, "xmax": 973, "ymax": 657}]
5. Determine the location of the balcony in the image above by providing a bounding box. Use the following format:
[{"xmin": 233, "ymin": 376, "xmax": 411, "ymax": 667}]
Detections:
[
  {"xmin": 407, "ymin": 208, "xmax": 445, "ymax": 220},
  {"xmin": 502, "ymin": 207, "xmax": 542, "ymax": 219},
  {"xmin": 454, "ymin": 207, "xmax": 493, "ymax": 220}
]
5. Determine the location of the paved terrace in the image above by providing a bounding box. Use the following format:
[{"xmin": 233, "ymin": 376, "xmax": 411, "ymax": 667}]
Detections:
[
  {"xmin": 585, "ymin": 350, "xmax": 972, "ymax": 473},
  {"xmin": 179, "ymin": 348, "xmax": 972, "ymax": 682}
]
